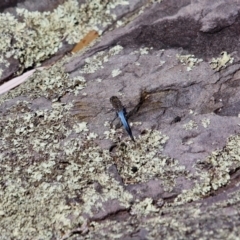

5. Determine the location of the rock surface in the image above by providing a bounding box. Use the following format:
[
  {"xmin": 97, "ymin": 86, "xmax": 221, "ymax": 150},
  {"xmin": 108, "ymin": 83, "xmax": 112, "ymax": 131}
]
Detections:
[{"xmin": 1, "ymin": 0, "xmax": 240, "ymax": 239}]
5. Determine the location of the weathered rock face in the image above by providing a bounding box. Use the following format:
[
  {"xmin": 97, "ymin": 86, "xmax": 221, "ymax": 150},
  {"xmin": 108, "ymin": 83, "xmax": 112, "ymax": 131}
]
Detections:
[
  {"xmin": 65, "ymin": 0, "xmax": 240, "ymax": 180},
  {"xmin": 0, "ymin": 0, "xmax": 23, "ymax": 12},
  {"xmin": 1, "ymin": 0, "xmax": 240, "ymax": 239}
]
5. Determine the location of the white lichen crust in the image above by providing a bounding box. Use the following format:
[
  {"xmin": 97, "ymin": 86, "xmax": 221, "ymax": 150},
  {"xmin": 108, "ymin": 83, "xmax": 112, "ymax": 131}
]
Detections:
[
  {"xmin": 0, "ymin": 0, "xmax": 240, "ymax": 237},
  {"xmin": 0, "ymin": 0, "xmax": 128, "ymax": 72},
  {"xmin": 1, "ymin": 43, "xmax": 240, "ymax": 239},
  {"xmin": 210, "ymin": 51, "xmax": 234, "ymax": 71},
  {"xmin": 175, "ymin": 135, "xmax": 240, "ymax": 204},
  {"xmin": 177, "ymin": 54, "xmax": 203, "ymax": 71},
  {"xmin": 107, "ymin": 129, "xmax": 186, "ymax": 191}
]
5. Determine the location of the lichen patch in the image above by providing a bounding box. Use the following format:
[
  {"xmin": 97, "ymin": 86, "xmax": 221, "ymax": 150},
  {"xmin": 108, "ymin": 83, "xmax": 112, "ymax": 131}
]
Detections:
[
  {"xmin": 0, "ymin": 0, "xmax": 129, "ymax": 74},
  {"xmin": 79, "ymin": 45, "xmax": 123, "ymax": 74},
  {"xmin": 0, "ymin": 98, "xmax": 130, "ymax": 238},
  {"xmin": 176, "ymin": 54, "xmax": 203, "ymax": 71},
  {"xmin": 107, "ymin": 129, "xmax": 187, "ymax": 191},
  {"xmin": 175, "ymin": 135, "xmax": 240, "ymax": 203},
  {"xmin": 183, "ymin": 120, "xmax": 198, "ymax": 130},
  {"xmin": 210, "ymin": 51, "xmax": 234, "ymax": 71},
  {"xmin": 0, "ymin": 59, "xmax": 86, "ymax": 103}
]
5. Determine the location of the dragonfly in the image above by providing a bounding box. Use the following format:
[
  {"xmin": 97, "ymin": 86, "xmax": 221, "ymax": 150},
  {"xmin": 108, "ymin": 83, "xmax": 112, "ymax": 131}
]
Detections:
[{"xmin": 110, "ymin": 96, "xmax": 135, "ymax": 142}]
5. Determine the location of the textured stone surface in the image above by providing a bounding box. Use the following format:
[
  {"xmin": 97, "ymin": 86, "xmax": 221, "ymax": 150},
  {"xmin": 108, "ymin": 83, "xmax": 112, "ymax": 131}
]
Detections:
[{"xmin": 1, "ymin": 0, "xmax": 240, "ymax": 239}]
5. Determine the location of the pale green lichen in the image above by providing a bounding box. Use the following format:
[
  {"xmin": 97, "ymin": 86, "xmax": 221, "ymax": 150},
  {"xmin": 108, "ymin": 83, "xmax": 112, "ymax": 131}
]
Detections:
[
  {"xmin": 96, "ymin": 78, "xmax": 102, "ymax": 82},
  {"xmin": 131, "ymin": 47, "xmax": 153, "ymax": 55},
  {"xmin": 175, "ymin": 135, "xmax": 240, "ymax": 204},
  {"xmin": 106, "ymin": 128, "xmax": 187, "ymax": 191},
  {"xmin": 139, "ymin": 47, "xmax": 152, "ymax": 55},
  {"xmin": 0, "ymin": 98, "xmax": 128, "ymax": 238},
  {"xmin": 210, "ymin": 51, "xmax": 234, "ymax": 71},
  {"xmin": 1, "ymin": 0, "xmax": 240, "ymax": 238},
  {"xmin": 159, "ymin": 60, "xmax": 166, "ymax": 66},
  {"xmin": 201, "ymin": 118, "xmax": 210, "ymax": 128},
  {"xmin": 72, "ymin": 122, "xmax": 89, "ymax": 133},
  {"xmin": 79, "ymin": 45, "xmax": 123, "ymax": 74},
  {"xmin": 131, "ymin": 198, "xmax": 159, "ymax": 216},
  {"xmin": 189, "ymin": 109, "xmax": 196, "ymax": 115},
  {"xmin": 89, "ymin": 199, "xmax": 235, "ymax": 239},
  {"xmin": 183, "ymin": 120, "xmax": 198, "ymax": 130},
  {"xmin": 112, "ymin": 68, "xmax": 122, "ymax": 77},
  {"xmin": 0, "ymin": 55, "xmax": 10, "ymax": 78},
  {"xmin": 0, "ymin": 54, "xmax": 10, "ymax": 77},
  {"xmin": 185, "ymin": 139, "xmax": 193, "ymax": 145},
  {"xmin": 0, "ymin": 0, "xmax": 128, "ymax": 72},
  {"xmin": 176, "ymin": 54, "xmax": 203, "ymax": 71},
  {"xmin": 2, "ymin": 70, "xmax": 190, "ymax": 238},
  {"xmin": 0, "ymin": 58, "xmax": 86, "ymax": 103}
]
